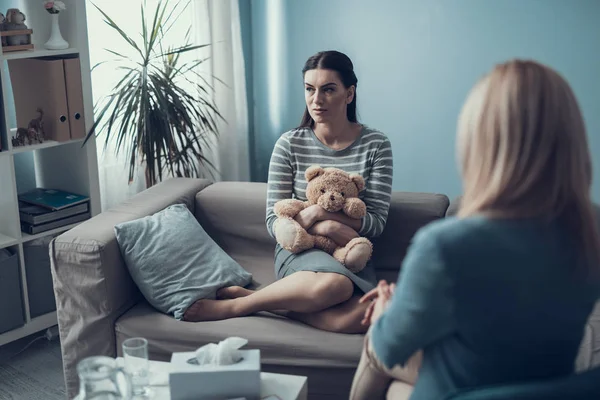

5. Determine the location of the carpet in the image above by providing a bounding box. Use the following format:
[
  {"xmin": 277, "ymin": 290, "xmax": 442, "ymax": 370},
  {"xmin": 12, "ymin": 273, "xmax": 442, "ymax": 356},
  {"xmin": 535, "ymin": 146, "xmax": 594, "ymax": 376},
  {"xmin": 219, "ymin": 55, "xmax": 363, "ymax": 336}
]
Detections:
[{"xmin": 0, "ymin": 332, "xmax": 65, "ymax": 400}]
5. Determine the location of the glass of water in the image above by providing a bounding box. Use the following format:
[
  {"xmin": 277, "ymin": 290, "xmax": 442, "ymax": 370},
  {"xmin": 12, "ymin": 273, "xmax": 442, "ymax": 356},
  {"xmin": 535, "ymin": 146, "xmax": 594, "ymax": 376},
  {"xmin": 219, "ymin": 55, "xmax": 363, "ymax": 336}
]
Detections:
[{"xmin": 122, "ymin": 337, "xmax": 151, "ymax": 397}]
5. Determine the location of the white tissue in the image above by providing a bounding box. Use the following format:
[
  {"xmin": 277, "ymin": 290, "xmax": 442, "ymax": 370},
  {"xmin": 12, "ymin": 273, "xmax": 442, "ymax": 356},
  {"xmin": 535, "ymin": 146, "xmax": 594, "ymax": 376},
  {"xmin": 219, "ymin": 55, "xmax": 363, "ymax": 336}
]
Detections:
[{"xmin": 194, "ymin": 337, "xmax": 248, "ymax": 366}]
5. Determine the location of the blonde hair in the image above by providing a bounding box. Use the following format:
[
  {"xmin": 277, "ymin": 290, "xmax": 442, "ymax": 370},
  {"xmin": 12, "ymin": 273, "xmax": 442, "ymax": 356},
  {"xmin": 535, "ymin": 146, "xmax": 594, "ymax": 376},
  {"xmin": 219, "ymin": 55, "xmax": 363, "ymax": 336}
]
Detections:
[{"xmin": 457, "ymin": 59, "xmax": 600, "ymax": 273}]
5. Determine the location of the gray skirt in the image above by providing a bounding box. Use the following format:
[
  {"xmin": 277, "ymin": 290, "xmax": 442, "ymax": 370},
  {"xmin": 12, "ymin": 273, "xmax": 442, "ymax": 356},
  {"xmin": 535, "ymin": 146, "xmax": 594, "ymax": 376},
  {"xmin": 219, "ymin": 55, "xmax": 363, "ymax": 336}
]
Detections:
[{"xmin": 274, "ymin": 244, "xmax": 378, "ymax": 294}]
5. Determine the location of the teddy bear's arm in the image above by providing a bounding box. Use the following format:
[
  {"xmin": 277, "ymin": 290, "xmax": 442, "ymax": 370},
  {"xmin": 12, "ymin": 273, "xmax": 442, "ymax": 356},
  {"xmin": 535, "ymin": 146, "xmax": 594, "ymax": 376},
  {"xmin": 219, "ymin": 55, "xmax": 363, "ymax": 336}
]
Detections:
[
  {"xmin": 343, "ymin": 197, "xmax": 367, "ymax": 219},
  {"xmin": 274, "ymin": 199, "xmax": 307, "ymax": 218}
]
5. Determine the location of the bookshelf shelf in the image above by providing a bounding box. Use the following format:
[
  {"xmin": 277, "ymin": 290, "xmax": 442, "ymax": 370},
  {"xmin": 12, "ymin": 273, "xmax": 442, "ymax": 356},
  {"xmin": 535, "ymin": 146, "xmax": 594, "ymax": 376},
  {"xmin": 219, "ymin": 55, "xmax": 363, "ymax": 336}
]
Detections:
[
  {"xmin": 1, "ymin": 47, "xmax": 79, "ymax": 61},
  {"xmin": 0, "ymin": 310, "xmax": 57, "ymax": 347},
  {"xmin": 11, "ymin": 138, "xmax": 85, "ymax": 154},
  {"xmin": 0, "ymin": 233, "xmax": 18, "ymax": 249},
  {"xmin": 0, "ymin": 2, "xmax": 100, "ymax": 346},
  {"xmin": 20, "ymin": 221, "xmax": 83, "ymax": 244}
]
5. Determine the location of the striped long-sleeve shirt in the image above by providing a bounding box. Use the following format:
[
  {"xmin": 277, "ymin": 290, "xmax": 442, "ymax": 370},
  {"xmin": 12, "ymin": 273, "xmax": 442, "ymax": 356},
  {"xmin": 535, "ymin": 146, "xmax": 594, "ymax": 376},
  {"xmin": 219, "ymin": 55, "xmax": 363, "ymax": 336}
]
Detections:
[{"xmin": 265, "ymin": 126, "xmax": 394, "ymax": 238}]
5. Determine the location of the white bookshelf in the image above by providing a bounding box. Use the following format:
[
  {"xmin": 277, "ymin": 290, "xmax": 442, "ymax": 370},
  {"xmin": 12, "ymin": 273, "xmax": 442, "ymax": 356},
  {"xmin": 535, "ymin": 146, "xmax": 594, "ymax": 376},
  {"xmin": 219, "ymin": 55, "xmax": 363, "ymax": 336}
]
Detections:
[
  {"xmin": 1, "ymin": 47, "xmax": 79, "ymax": 61},
  {"xmin": 0, "ymin": 1, "xmax": 100, "ymax": 346},
  {"xmin": 11, "ymin": 136, "xmax": 85, "ymax": 154}
]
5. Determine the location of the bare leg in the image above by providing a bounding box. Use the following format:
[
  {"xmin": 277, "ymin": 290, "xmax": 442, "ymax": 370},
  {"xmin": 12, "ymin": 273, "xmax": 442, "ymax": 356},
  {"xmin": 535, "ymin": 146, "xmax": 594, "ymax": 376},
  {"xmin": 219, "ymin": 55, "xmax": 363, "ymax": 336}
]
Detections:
[
  {"xmin": 184, "ymin": 271, "xmax": 353, "ymax": 322},
  {"xmin": 217, "ymin": 286, "xmax": 369, "ymax": 333},
  {"xmin": 350, "ymin": 334, "xmax": 422, "ymax": 400},
  {"xmin": 285, "ymin": 295, "xmax": 370, "ymax": 334},
  {"xmin": 217, "ymin": 286, "xmax": 255, "ymax": 299},
  {"xmin": 350, "ymin": 335, "xmax": 393, "ymax": 400}
]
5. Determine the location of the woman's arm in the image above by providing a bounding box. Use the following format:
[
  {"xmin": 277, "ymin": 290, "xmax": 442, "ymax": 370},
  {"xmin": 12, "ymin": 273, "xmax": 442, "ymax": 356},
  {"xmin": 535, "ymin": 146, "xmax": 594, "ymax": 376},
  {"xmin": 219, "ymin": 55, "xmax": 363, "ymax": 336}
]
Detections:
[
  {"xmin": 294, "ymin": 134, "xmax": 393, "ymax": 236},
  {"xmin": 265, "ymin": 136, "xmax": 294, "ymax": 238},
  {"xmin": 297, "ymin": 135, "xmax": 393, "ymax": 236},
  {"xmin": 319, "ymin": 210, "xmax": 362, "ymax": 232},
  {"xmin": 308, "ymin": 220, "xmax": 360, "ymax": 247},
  {"xmin": 370, "ymin": 227, "xmax": 455, "ymax": 369},
  {"xmin": 359, "ymin": 138, "xmax": 394, "ymax": 238},
  {"xmin": 295, "ymin": 205, "xmax": 362, "ymax": 232}
]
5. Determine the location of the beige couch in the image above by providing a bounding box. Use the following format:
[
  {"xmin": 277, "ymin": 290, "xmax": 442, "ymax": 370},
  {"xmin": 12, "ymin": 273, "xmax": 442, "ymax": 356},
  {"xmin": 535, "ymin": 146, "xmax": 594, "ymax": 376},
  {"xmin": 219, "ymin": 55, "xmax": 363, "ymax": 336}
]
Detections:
[{"xmin": 50, "ymin": 178, "xmax": 600, "ymax": 399}]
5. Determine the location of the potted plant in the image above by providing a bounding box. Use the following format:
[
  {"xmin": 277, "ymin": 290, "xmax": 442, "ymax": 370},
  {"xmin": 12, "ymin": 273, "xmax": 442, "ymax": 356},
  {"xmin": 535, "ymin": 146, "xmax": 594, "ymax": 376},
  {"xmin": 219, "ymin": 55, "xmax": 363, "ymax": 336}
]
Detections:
[{"xmin": 84, "ymin": 0, "xmax": 222, "ymax": 187}]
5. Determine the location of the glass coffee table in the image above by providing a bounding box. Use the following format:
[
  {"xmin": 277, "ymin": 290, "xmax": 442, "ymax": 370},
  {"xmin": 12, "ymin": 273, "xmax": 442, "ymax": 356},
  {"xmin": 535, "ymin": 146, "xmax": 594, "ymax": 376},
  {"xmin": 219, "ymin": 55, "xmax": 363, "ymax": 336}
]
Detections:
[{"xmin": 115, "ymin": 357, "xmax": 308, "ymax": 400}]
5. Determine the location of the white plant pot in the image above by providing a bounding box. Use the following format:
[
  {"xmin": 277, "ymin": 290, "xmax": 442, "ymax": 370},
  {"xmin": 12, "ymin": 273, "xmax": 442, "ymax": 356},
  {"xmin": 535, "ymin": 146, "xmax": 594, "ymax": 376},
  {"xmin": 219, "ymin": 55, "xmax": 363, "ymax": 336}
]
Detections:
[{"xmin": 44, "ymin": 13, "xmax": 69, "ymax": 50}]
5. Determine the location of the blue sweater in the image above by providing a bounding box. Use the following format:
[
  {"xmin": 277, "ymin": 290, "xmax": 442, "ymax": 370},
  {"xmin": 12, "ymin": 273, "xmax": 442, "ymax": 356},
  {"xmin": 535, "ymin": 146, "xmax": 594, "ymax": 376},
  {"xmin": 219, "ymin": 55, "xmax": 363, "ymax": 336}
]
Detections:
[{"xmin": 371, "ymin": 216, "xmax": 600, "ymax": 400}]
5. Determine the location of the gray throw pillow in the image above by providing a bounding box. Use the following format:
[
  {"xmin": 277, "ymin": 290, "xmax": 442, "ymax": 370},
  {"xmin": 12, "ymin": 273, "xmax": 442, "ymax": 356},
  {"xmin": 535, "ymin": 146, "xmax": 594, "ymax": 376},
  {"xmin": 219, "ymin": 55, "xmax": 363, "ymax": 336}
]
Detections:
[{"xmin": 114, "ymin": 204, "xmax": 252, "ymax": 320}]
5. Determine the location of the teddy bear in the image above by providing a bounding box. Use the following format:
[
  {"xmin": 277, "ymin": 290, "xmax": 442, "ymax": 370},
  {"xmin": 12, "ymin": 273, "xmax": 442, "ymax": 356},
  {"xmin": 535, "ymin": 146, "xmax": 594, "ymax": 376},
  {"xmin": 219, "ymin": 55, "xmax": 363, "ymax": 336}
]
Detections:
[
  {"xmin": 4, "ymin": 8, "xmax": 29, "ymax": 46},
  {"xmin": 273, "ymin": 165, "xmax": 373, "ymax": 273}
]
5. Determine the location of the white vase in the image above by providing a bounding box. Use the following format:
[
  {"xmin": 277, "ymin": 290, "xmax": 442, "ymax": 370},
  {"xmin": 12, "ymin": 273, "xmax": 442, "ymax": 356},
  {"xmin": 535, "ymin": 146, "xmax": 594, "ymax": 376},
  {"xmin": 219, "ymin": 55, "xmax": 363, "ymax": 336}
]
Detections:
[{"xmin": 44, "ymin": 13, "xmax": 69, "ymax": 50}]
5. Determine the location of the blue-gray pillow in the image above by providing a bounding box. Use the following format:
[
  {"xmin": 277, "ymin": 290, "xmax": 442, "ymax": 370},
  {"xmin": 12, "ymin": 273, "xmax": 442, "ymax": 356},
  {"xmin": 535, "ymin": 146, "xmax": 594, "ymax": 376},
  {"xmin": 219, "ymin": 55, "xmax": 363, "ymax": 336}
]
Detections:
[{"xmin": 114, "ymin": 204, "xmax": 252, "ymax": 320}]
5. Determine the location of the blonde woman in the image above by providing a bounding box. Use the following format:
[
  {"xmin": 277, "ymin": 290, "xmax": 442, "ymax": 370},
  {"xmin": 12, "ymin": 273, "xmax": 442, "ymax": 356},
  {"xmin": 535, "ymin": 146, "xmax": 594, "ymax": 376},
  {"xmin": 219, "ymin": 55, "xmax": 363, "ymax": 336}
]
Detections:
[{"xmin": 350, "ymin": 60, "xmax": 600, "ymax": 400}]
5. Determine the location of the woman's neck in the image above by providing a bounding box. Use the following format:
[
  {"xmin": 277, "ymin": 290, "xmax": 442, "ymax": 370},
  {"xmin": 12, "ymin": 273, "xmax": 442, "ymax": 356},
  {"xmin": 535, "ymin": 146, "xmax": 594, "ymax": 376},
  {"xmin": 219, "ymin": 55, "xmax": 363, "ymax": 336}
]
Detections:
[{"xmin": 313, "ymin": 120, "xmax": 361, "ymax": 149}]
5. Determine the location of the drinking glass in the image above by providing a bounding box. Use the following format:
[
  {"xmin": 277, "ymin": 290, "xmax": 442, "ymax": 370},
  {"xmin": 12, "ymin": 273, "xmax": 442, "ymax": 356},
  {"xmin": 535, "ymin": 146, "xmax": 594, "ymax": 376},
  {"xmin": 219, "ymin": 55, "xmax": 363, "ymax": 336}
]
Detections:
[
  {"xmin": 122, "ymin": 337, "xmax": 151, "ymax": 397},
  {"xmin": 77, "ymin": 356, "xmax": 132, "ymax": 400}
]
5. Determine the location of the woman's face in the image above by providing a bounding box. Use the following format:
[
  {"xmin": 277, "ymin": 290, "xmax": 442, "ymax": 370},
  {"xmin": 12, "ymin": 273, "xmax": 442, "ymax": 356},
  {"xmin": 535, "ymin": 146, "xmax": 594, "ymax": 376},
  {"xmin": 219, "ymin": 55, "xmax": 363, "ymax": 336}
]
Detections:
[{"xmin": 304, "ymin": 68, "xmax": 354, "ymax": 124}]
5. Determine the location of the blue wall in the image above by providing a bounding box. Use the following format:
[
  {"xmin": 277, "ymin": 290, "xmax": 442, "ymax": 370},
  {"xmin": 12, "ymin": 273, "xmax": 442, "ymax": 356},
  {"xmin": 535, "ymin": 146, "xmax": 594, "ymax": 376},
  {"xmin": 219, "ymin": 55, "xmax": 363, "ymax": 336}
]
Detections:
[{"xmin": 248, "ymin": 0, "xmax": 600, "ymax": 201}]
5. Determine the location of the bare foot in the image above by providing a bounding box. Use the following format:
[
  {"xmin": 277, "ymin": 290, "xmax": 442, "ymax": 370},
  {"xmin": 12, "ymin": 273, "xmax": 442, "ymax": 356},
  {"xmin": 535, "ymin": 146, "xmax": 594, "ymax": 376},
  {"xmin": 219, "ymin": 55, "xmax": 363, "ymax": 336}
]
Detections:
[
  {"xmin": 183, "ymin": 299, "xmax": 240, "ymax": 322},
  {"xmin": 216, "ymin": 286, "xmax": 255, "ymax": 300}
]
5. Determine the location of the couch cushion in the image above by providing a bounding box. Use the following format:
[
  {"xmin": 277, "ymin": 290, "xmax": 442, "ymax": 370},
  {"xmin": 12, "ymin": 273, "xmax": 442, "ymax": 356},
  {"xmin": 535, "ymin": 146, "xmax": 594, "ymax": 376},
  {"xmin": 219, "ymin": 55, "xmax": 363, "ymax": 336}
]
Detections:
[
  {"xmin": 194, "ymin": 183, "xmax": 277, "ymax": 285},
  {"xmin": 196, "ymin": 183, "xmax": 449, "ymax": 277},
  {"xmin": 227, "ymin": 252, "xmax": 277, "ymax": 290},
  {"xmin": 115, "ymin": 302, "xmax": 364, "ymax": 369},
  {"xmin": 447, "ymin": 196, "xmax": 462, "ymax": 217},
  {"xmin": 195, "ymin": 182, "xmax": 275, "ymax": 248},
  {"xmin": 371, "ymin": 192, "xmax": 449, "ymax": 272},
  {"xmin": 114, "ymin": 204, "xmax": 252, "ymax": 320}
]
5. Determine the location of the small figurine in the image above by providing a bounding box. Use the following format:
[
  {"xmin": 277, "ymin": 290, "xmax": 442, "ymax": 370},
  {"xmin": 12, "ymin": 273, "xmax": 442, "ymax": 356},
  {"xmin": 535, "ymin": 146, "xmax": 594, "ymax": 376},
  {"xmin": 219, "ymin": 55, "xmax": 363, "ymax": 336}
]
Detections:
[
  {"xmin": 15, "ymin": 127, "xmax": 30, "ymax": 145},
  {"xmin": 14, "ymin": 109, "xmax": 45, "ymax": 146},
  {"xmin": 29, "ymin": 108, "xmax": 45, "ymax": 142},
  {"xmin": 5, "ymin": 8, "xmax": 28, "ymax": 46}
]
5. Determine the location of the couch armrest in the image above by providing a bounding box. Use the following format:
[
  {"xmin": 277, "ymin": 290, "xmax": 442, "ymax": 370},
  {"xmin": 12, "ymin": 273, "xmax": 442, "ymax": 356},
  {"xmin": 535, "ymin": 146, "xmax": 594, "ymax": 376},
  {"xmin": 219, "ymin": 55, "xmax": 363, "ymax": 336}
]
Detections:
[{"xmin": 50, "ymin": 177, "xmax": 212, "ymax": 398}]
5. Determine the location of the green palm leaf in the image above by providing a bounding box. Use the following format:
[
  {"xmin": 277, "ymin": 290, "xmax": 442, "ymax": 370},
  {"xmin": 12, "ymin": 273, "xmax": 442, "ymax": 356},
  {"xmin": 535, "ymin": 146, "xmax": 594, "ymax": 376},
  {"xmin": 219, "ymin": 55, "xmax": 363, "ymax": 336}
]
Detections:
[{"xmin": 85, "ymin": 0, "xmax": 222, "ymax": 187}]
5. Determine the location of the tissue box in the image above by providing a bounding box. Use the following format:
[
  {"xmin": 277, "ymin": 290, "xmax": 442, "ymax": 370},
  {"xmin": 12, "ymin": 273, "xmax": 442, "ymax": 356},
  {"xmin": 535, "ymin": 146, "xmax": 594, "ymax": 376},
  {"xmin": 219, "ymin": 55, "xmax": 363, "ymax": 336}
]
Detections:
[{"xmin": 169, "ymin": 349, "xmax": 261, "ymax": 400}]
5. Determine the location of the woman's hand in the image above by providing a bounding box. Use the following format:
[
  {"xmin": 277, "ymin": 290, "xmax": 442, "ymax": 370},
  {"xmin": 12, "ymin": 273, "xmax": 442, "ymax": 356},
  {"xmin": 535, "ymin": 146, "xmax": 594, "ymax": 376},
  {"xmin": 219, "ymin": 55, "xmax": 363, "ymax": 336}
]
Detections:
[
  {"xmin": 308, "ymin": 220, "xmax": 359, "ymax": 247},
  {"xmin": 360, "ymin": 280, "xmax": 396, "ymax": 326},
  {"xmin": 294, "ymin": 204, "xmax": 325, "ymax": 230}
]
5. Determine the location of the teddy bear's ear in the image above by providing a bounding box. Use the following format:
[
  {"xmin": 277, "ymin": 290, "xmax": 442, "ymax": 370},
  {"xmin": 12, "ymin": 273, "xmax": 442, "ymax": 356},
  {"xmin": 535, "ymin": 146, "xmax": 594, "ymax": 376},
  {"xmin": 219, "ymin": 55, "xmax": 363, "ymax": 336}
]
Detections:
[
  {"xmin": 350, "ymin": 174, "xmax": 365, "ymax": 192},
  {"xmin": 305, "ymin": 165, "xmax": 325, "ymax": 181}
]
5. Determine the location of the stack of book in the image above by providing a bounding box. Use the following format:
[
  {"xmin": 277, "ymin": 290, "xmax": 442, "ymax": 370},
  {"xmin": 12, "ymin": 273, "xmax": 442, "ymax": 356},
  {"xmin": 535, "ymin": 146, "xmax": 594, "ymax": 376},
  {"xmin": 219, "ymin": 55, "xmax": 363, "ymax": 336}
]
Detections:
[{"xmin": 18, "ymin": 188, "xmax": 91, "ymax": 235}]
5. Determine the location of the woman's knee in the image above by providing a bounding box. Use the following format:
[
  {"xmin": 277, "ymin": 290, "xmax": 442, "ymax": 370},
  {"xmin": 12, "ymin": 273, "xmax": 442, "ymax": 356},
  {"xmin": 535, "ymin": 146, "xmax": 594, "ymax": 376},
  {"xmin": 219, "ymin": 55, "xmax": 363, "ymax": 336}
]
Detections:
[
  {"xmin": 366, "ymin": 335, "xmax": 422, "ymax": 385},
  {"xmin": 350, "ymin": 337, "xmax": 391, "ymax": 400},
  {"xmin": 311, "ymin": 273, "xmax": 354, "ymax": 306}
]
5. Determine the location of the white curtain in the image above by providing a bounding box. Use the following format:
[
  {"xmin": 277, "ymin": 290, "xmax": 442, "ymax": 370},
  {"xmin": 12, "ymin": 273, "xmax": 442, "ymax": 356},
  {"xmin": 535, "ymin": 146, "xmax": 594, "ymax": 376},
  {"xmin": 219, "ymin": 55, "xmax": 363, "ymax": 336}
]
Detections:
[
  {"xmin": 87, "ymin": 1, "xmax": 147, "ymax": 211},
  {"xmin": 87, "ymin": 0, "xmax": 249, "ymax": 211},
  {"xmin": 193, "ymin": 0, "xmax": 251, "ymax": 182}
]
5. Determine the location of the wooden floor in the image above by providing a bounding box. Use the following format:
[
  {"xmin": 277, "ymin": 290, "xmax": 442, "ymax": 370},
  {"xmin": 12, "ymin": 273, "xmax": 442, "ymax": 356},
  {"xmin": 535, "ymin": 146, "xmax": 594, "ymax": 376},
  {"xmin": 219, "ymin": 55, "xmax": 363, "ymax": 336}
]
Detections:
[{"xmin": 0, "ymin": 330, "xmax": 65, "ymax": 400}]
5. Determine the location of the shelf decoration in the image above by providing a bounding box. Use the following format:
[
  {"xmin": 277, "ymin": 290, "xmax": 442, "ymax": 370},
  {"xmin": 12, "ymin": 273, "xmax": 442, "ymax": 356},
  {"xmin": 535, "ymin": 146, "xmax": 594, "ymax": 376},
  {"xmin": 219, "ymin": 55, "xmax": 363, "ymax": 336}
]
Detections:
[
  {"xmin": 0, "ymin": 8, "xmax": 34, "ymax": 53},
  {"xmin": 43, "ymin": 1, "xmax": 68, "ymax": 50},
  {"xmin": 12, "ymin": 108, "xmax": 46, "ymax": 147}
]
